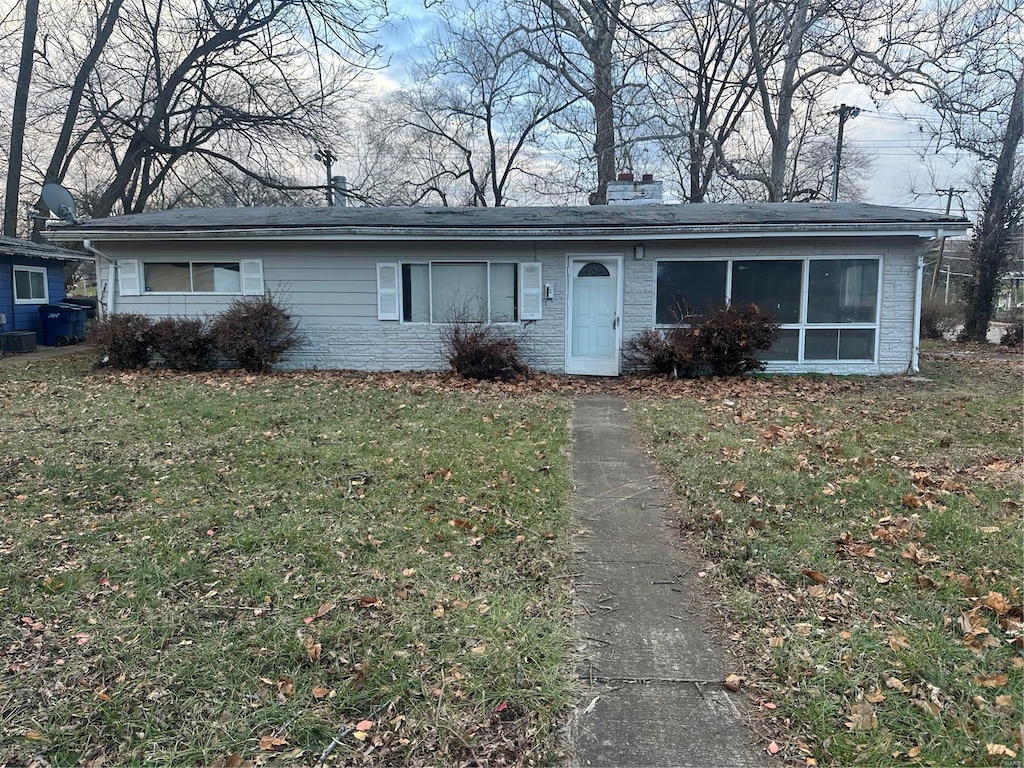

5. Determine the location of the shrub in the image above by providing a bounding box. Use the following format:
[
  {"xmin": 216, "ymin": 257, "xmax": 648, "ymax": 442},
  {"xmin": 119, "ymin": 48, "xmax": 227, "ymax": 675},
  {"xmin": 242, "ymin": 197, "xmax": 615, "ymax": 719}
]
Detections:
[
  {"xmin": 622, "ymin": 327, "xmax": 699, "ymax": 377},
  {"xmin": 88, "ymin": 313, "xmax": 154, "ymax": 369},
  {"xmin": 694, "ymin": 303, "xmax": 780, "ymax": 376},
  {"xmin": 624, "ymin": 304, "xmax": 779, "ymax": 378},
  {"xmin": 210, "ymin": 294, "xmax": 304, "ymax": 373},
  {"xmin": 150, "ymin": 317, "xmax": 215, "ymax": 371},
  {"xmin": 920, "ymin": 299, "xmax": 961, "ymax": 340},
  {"xmin": 439, "ymin": 321, "xmax": 528, "ymax": 381},
  {"xmin": 999, "ymin": 321, "xmax": 1023, "ymax": 347}
]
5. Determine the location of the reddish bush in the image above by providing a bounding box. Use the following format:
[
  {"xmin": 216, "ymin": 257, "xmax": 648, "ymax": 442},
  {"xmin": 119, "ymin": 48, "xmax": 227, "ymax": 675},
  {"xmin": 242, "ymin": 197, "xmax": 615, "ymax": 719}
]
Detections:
[
  {"xmin": 439, "ymin": 321, "xmax": 529, "ymax": 381},
  {"xmin": 211, "ymin": 294, "xmax": 304, "ymax": 373},
  {"xmin": 88, "ymin": 314, "xmax": 154, "ymax": 369},
  {"xmin": 625, "ymin": 303, "xmax": 780, "ymax": 378},
  {"xmin": 694, "ymin": 303, "xmax": 780, "ymax": 376},
  {"xmin": 151, "ymin": 317, "xmax": 215, "ymax": 371}
]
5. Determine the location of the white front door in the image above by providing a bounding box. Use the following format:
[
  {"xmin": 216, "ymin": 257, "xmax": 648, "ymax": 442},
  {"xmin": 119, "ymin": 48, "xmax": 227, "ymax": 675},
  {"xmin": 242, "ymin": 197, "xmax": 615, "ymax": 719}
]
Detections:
[{"xmin": 566, "ymin": 257, "xmax": 622, "ymax": 376}]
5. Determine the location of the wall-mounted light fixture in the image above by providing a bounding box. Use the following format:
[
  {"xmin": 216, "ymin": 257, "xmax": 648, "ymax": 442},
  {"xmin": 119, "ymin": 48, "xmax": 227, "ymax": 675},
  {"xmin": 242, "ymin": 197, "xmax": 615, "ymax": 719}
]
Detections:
[
  {"xmin": 633, "ymin": 244, "xmax": 645, "ymax": 260},
  {"xmin": 544, "ymin": 284, "xmax": 553, "ymax": 300}
]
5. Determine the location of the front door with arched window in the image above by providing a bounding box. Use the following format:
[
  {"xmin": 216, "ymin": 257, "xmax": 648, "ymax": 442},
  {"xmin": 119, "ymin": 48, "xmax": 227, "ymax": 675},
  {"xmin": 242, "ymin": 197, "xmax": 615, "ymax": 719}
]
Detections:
[{"xmin": 566, "ymin": 256, "xmax": 622, "ymax": 375}]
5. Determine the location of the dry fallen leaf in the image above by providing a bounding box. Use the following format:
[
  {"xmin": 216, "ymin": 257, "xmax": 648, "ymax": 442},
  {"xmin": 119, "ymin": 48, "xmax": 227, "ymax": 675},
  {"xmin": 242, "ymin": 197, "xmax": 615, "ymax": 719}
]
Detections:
[
  {"xmin": 886, "ymin": 677, "xmax": 908, "ymax": 692},
  {"xmin": 723, "ymin": 673, "xmax": 745, "ymax": 692},
  {"xmin": 303, "ymin": 602, "xmax": 335, "ymax": 624},
  {"xmin": 975, "ymin": 673, "xmax": 1008, "ymax": 687},
  {"xmin": 846, "ymin": 701, "xmax": 877, "ymax": 731},
  {"xmin": 802, "ymin": 569, "xmax": 827, "ymax": 584},
  {"xmin": 258, "ymin": 735, "xmax": 288, "ymax": 751},
  {"xmin": 986, "ymin": 744, "xmax": 1017, "ymax": 758}
]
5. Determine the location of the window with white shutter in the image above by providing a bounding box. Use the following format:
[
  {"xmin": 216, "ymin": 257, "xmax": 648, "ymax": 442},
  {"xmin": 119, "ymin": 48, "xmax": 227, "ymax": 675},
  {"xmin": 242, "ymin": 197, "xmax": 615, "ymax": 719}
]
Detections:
[
  {"xmin": 118, "ymin": 260, "xmax": 141, "ymax": 296},
  {"xmin": 519, "ymin": 262, "xmax": 542, "ymax": 320},
  {"xmin": 377, "ymin": 263, "xmax": 400, "ymax": 320}
]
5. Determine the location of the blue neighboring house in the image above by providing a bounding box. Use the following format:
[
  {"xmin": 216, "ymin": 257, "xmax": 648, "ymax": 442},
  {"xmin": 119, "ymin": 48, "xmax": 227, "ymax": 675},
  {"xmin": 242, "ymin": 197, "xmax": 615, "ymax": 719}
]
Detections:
[{"xmin": 1, "ymin": 235, "xmax": 85, "ymax": 344}]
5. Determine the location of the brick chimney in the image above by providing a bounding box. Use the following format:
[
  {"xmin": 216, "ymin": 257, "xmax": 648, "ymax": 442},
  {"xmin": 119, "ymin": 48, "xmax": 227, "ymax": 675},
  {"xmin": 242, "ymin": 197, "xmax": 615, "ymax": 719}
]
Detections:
[{"xmin": 607, "ymin": 173, "xmax": 663, "ymax": 205}]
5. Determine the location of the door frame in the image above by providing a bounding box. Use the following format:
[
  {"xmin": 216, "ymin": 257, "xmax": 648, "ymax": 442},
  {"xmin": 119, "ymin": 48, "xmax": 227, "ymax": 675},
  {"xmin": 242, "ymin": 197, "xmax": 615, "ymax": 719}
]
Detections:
[{"xmin": 565, "ymin": 254, "xmax": 624, "ymax": 376}]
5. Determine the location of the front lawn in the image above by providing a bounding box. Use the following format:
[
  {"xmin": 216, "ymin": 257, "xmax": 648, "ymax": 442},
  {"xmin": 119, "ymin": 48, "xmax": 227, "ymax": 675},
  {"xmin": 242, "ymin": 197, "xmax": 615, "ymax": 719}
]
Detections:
[
  {"xmin": 631, "ymin": 353, "xmax": 1023, "ymax": 766},
  {"xmin": 1, "ymin": 360, "xmax": 574, "ymax": 766}
]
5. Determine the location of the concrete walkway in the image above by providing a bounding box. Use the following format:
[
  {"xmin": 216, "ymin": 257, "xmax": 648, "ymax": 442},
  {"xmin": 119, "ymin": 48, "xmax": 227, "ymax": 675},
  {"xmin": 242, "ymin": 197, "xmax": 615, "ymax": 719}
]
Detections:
[
  {"xmin": 569, "ymin": 396, "xmax": 764, "ymax": 768},
  {"xmin": 0, "ymin": 343, "xmax": 91, "ymax": 368}
]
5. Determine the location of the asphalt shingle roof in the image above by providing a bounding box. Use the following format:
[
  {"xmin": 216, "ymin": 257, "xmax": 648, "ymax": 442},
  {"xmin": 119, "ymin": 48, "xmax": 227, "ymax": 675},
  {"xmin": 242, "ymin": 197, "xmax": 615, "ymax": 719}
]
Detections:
[{"xmin": 46, "ymin": 202, "xmax": 971, "ymax": 241}]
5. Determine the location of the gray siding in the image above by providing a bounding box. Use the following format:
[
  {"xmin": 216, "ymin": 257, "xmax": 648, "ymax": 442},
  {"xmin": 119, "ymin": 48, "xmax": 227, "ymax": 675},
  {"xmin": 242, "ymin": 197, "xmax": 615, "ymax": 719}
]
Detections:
[{"xmin": 97, "ymin": 234, "xmax": 928, "ymax": 375}]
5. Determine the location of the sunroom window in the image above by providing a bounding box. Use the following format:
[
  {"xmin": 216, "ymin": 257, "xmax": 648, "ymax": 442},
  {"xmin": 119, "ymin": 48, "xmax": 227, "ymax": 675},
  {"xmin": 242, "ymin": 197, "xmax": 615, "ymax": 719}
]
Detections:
[{"xmin": 655, "ymin": 256, "xmax": 881, "ymax": 363}]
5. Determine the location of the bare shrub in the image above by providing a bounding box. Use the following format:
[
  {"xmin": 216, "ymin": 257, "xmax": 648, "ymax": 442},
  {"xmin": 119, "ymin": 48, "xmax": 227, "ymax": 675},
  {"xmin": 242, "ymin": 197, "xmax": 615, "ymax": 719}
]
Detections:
[
  {"xmin": 88, "ymin": 314, "xmax": 154, "ymax": 369},
  {"xmin": 999, "ymin": 321, "xmax": 1023, "ymax": 347},
  {"xmin": 211, "ymin": 294, "xmax": 304, "ymax": 373},
  {"xmin": 623, "ymin": 327, "xmax": 699, "ymax": 377},
  {"xmin": 150, "ymin": 317, "xmax": 215, "ymax": 371},
  {"xmin": 919, "ymin": 299, "xmax": 961, "ymax": 340},
  {"xmin": 439, "ymin": 321, "xmax": 529, "ymax": 381},
  {"xmin": 695, "ymin": 303, "xmax": 781, "ymax": 376}
]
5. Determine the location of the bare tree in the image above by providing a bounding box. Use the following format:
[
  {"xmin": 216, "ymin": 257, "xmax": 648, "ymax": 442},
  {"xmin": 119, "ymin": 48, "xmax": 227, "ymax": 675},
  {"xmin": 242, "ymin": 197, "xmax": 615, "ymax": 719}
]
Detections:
[
  {"xmin": 2, "ymin": 0, "xmax": 382, "ymax": 221},
  {"xmin": 960, "ymin": 71, "xmax": 1023, "ymax": 341},
  {"xmin": 401, "ymin": 8, "xmax": 576, "ymax": 206},
  {"xmin": 514, "ymin": 0, "xmax": 649, "ymax": 203},
  {"xmin": 864, "ymin": 0, "xmax": 1023, "ymax": 339},
  {"xmin": 3, "ymin": 0, "xmax": 39, "ymax": 235},
  {"xmin": 640, "ymin": 0, "xmax": 757, "ymax": 203}
]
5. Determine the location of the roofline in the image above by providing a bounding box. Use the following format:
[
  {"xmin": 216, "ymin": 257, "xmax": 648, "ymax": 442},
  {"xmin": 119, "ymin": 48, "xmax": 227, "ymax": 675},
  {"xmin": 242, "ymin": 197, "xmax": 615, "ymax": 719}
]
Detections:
[{"xmin": 49, "ymin": 222, "xmax": 970, "ymax": 243}]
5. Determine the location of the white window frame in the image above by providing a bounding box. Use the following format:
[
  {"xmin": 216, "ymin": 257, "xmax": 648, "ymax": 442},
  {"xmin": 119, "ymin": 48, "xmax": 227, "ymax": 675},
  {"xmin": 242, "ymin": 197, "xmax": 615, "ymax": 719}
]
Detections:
[
  {"xmin": 653, "ymin": 255, "xmax": 882, "ymax": 363},
  {"xmin": 391, "ymin": 261, "xmax": 540, "ymax": 324},
  {"xmin": 13, "ymin": 265, "xmax": 49, "ymax": 304},
  {"xmin": 139, "ymin": 260, "xmax": 257, "ymax": 295}
]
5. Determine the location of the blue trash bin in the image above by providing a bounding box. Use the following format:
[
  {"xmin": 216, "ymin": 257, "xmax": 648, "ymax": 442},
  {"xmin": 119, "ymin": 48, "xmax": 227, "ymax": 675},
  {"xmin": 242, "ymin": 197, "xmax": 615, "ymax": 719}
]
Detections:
[
  {"xmin": 38, "ymin": 304, "xmax": 77, "ymax": 346},
  {"xmin": 58, "ymin": 303, "xmax": 87, "ymax": 341}
]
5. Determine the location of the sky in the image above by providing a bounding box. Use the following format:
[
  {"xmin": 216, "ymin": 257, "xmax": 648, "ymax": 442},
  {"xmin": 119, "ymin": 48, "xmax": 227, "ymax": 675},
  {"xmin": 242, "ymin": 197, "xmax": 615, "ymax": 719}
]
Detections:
[{"xmin": 372, "ymin": 1, "xmax": 982, "ymax": 217}]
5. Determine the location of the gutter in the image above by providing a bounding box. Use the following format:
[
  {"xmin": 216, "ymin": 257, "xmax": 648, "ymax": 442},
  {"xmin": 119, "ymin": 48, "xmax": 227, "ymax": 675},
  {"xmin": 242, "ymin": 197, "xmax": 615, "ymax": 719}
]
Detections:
[
  {"xmin": 51, "ymin": 223, "xmax": 972, "ymax": 243},
  {"xmin": 83, "ymin": 239, "xmax": 116, "ymax": 318},
  {"xmin": 911, "ymin": 247, "xmax": 927, "ymax": 373}
]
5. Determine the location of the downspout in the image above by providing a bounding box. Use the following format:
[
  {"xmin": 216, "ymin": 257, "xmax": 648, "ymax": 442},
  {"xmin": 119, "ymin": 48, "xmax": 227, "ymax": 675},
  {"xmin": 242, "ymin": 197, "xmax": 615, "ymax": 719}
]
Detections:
[
  {"xmin": 83, "ymin": 239, "xmax": 115, "ymax": 318},
  {"xmin": 911, "ymin": 236, "xmax": 934, "ymax": 373}
]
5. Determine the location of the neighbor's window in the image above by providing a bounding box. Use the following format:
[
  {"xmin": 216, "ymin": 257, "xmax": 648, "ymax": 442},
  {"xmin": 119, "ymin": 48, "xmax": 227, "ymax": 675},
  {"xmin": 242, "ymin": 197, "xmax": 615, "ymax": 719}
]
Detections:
[
  {"xmin": 144, "ymin": 262, "xmax": 242, "ymax": 293},
  {"xmin": 13, "ymin": 266, "xmax": 48, "ymax": 303},
  {"xmin": 655, "ymin": 256, "xmax": 881, "ymax": 363},
  {"xmin": 402, "ymin": 262, "xmax": 519, "ymax": 323}
]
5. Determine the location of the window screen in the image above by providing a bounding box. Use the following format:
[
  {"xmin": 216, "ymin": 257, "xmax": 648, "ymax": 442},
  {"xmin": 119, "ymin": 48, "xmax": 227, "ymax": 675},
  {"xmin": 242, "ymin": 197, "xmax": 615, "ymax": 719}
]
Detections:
[
  {"xmin": 656, "ymin": 261, "xmax": 727, "ymax": 324},
  {"xmin": 807, "ymin": 259, "xmax": 879, "ymax": 323},
  {"xmin": 731, "ymin": 260, "xmax": 802, "ymax": 323}
]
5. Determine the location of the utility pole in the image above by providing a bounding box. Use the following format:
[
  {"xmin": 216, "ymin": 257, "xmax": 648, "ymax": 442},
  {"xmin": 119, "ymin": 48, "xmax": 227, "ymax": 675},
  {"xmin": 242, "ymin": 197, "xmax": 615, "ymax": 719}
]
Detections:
[
  {"xmin": 830, "ymin": 104, "xmax": 860, "ymax": 202},
  {"xmin": 313, "ymin": 148, "xmax": 336, "ymax": 207},
  {"xmin": 928, "ymin": 186, "xmax": 967, "ymax": 299}
]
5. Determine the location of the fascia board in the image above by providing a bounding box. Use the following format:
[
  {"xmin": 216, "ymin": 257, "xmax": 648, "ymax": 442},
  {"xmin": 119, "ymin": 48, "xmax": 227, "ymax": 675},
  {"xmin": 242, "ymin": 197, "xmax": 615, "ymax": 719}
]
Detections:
[{"xmin": 49, "ymin": 224, "xmax": 971, "ymax": 243}]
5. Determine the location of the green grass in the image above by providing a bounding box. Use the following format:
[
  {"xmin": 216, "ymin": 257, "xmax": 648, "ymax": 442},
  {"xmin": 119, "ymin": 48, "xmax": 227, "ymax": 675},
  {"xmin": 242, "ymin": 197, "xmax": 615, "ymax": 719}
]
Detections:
[
  {"xmin": 1, "ymin": 359, "xmax": 575, "ymax": 766},
  {"xmin": 630, "ymin": 354, "xmax": 1023, "ymax": 766}
]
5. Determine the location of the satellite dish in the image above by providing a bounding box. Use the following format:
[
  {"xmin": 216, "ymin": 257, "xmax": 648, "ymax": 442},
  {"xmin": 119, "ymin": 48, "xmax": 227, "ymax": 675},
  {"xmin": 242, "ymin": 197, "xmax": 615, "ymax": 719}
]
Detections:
[{"xmin": 41, "ymin": 182, "xmax": 80, "ymax": 224}]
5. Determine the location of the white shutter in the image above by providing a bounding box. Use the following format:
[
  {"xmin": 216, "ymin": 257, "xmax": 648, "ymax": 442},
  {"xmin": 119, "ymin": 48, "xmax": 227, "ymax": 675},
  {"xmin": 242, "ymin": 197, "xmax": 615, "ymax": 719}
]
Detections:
[
  {"xmin": 520, "ymin": 262, "xmax": 542, "ymax": 320},
  {"xmin": 118, "ymin": 259, "xmax": 141, "ymax": 296},
  {"xmin": 240, "ymin": 259, "xmax": 264, "ymax": 295},
  {"xmin": 377, "ymin": 263, "xmax": 401, "ymax": 320}
]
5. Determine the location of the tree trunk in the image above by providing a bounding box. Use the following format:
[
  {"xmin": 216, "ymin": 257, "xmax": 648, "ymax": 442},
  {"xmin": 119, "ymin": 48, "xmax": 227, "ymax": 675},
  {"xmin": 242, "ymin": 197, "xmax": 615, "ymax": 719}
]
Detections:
[
  {"xmin": 590, "ymin": 62, "xmax": 616, "ymax": 204},
  {"xmin": 960, "ymin": 70, "xmax": 1024, "ymax": 342},
  {"xmin": 4, "ymin": 0, "xmax": 40, "ymax": 237}
]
